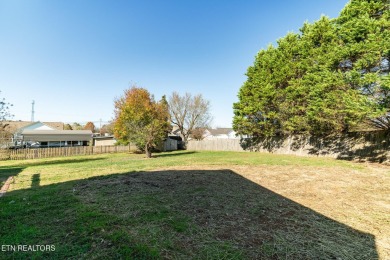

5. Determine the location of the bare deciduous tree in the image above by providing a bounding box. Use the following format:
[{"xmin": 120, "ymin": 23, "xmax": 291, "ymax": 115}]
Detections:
[
  {"xmin": 100, "ymin": 122, "xmax": 114, "ymax": 135},
  {"xmin": 168, "ymin": 92, "xmax": 211, "ymax": 146},
  {"xmin": 190, "ymin": 127, "xmax": 207, "ymax": 140}
]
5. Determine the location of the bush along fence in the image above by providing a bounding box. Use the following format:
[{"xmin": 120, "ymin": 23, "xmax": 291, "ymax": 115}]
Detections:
[
  {"xmin": 0, "ymin": 144, "xmax": 138, "ymax": 161},
  {"xmin": 187, "ymin": 131, "xmax": 390, "ymax": 164}
]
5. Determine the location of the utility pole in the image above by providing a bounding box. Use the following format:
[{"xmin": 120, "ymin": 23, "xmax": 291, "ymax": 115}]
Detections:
[{"xmin": 31, "ymin": 100, "xmax": 35, "ymax": 122}]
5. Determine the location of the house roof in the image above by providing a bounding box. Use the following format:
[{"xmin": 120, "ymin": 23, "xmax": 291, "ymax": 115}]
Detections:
[
  {"xmin": 207, "ymin": 128, "xmax": 234, "ymax": 136},
  {"xmin": 20, "ymin": 130, "xmax": 92, "ymax": 142},
  {"xmin": 171, "ymin": 126, "xmax": 181, "ymax": 135},
  {"xmin": 2, "ymin": 121, "xmax": 64, "ymax": 132}
]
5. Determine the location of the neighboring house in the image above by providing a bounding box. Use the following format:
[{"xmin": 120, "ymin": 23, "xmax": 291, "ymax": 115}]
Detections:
[
  {"xmin": 3, "ymin": 120, "xmax": 63, "ymax": 133},
  {"xmin": 5, "ymin": 121, "xmax": 92, "ymax": 148},
  {"xmin": 21, "ymin": 130, "xmax": 92, "ymax": 147},
  {"xmin": 170, "ymin": 126, "xmax": 238, "ymax": 141},
  {"xmin": 203, "ymin": 128, "xmax": 238, "ymax": 139},
  {"xmin": 171, "ymin": 126, "xmax": 181, "ymax": 136}
]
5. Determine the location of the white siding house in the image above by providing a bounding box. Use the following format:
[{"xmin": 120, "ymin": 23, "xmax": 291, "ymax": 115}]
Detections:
[
  {"xmin": 11, "ymin": 121, "xmax": 92, "ymax": 147},
  {"xmin": 203, "ymin": 128, "xmax": 238, "ymax": 140}
]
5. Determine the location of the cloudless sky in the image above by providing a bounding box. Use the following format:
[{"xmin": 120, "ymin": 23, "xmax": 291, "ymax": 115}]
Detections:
[{"xmin": 0, "ymin": 0, "xmax": 348, "ymax": 127}]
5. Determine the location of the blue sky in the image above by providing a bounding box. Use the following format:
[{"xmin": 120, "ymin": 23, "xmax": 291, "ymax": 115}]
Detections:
[{"xmin": 0, "ymin": 0, "xmax": 348, "ymax": 128}]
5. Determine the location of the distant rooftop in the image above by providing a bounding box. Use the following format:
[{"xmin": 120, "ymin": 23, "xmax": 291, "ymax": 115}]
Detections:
[
  {"xmin": 2, "ymin": 121, "xmax": 64, "ymax": 132},
  {"xmin": 207, "ymin": 128, "xmax": 234, "ymax": 136}
]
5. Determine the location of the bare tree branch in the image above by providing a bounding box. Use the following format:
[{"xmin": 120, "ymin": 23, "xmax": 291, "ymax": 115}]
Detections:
[{"xmin": 168, "ymin": 92, "xmax": 212, "ymax": 146}]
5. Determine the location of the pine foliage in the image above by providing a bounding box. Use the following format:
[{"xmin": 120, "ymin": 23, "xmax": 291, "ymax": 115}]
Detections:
[{"xmin": 233, "ymin": 0, "xmax": 390, "ymax": 137}]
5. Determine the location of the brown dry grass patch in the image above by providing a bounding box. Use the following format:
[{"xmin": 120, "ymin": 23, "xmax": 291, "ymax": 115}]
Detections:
[
  {"xmin": 75, "ymin": 162, "xmax": 389, "ymax": 259},
  {"xmin": 151, "ymin": 164, "xmax": 390, "ymax": 259}
]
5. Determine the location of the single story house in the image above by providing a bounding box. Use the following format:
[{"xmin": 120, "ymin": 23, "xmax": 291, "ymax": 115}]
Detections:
[
  {"xmin": 3, "ymin": 120, "xmax": 64, "ymax": 132},
  {"xmin": 5, "ymin": 121, "xmax": 92, "ymax": 148},
  {"xmin": 21, "ymin": 130, "xmax": 92, "ymax": 147}
]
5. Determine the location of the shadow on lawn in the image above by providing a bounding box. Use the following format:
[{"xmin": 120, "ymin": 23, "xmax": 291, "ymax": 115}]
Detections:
[
  {"xmin": 0, "ymin": 169, "xmax": 378, "ymax": 259},
  {"xmin": 31, "ymin": 174, "xmax": 40, "ymax": 188},
  {"xmin": 0, "ymin": 166, "xmax": 24, "ymax": 181},
  {"xmin": 15, "ymin": 157, "xmax": 106, "ymax": 168},
  {"xmin": 153, "ymin": 151, "xmax": 197, "ymax": 158},
  {"xmin": 0, "ymin": 158, "xmax": 105, "ymax": 185}
]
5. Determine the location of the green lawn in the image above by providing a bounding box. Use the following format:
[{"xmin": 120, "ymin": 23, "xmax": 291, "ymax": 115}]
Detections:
[{"xmin": 0, "ymin": 151, "xmax": 389, "ymax": 259}]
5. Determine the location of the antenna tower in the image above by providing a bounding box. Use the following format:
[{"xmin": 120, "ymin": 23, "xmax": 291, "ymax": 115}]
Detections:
[{"xmin": 31, "ymin": 100, "xmax": 35, "ymax": 122}]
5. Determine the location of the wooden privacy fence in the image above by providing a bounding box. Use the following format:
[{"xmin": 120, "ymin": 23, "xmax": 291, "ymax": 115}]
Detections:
[
  {"xmin": 187, "ymin": 139, "xmax": 244, "ymax": 152},
  {"xmin": 187, "ymin": 133, "xmax": 390, "ymax": 163},
  {"xmin": 0, "ymin": 145, "xmax": 137, "ymax": 161}
]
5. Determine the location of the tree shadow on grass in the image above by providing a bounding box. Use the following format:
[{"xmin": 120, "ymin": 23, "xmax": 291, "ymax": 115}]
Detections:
[
  {"xmin": 14, "ymin": 157, "xmax": 106, "ymax": 168},
  {"xmin": 153, "ymin": 151, "xmax": 197, "ymax": 158},
  {"xmin": 0, "ymin": 166, "xmax": 24, "ymax": 182},
  {"xmin": 31, "ymin": 174, "xmax": 40, "ymax": 188},
  {"xmin": 0, "ymin": 157, "xmax": 104, "ymax": 189},
  {"xmin": 0, "ymin": 169, "xmax": 379, "ymax": 259}
]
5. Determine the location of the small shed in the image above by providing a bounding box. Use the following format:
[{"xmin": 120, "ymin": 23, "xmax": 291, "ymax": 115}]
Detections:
[
  {"xmin": 93, "ymin": 136, "xmax": 116, "ymax": 146},
  {"xmin": 163, "ymin": 138, "xmax": 178, "ymax": 151}
]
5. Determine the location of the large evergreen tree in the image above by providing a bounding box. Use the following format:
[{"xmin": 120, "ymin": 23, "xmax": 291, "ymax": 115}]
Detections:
[{"xmin": 233, "ymin": 0, "xmax": 390, "ymax": 137}]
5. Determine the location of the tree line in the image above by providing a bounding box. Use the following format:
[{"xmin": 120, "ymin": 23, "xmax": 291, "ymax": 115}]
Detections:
[
  {"xmin": 0, "ymin": 88, "xmax": 211, "ymax": 157},
  {"xmin": 233, "ymin": 0, "xmax": 390, "ymax": 138},
  {"xmin": 63, "ymin": 122, "xmax": 112, "ymax": 134}
]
